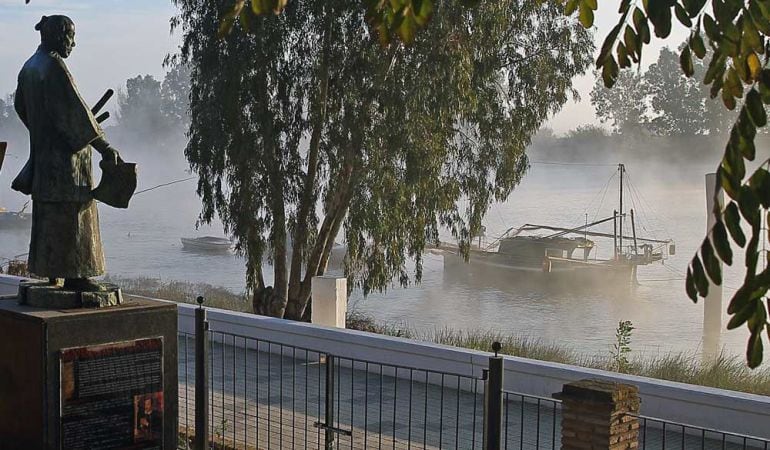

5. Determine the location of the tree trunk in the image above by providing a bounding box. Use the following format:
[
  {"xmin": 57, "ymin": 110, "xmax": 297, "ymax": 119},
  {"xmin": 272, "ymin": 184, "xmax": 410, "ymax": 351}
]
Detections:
[
  {"xmin": 267, "ymin": 133, "xmax": 289, "ymax": 318},
  {"xmin": 251, "ymin": 286, "xmax": 287, "ymax": 317},
  {"xmin": 250, "ymin": 70, "xmax": 289, "ymax": 318},
  {"xmin": 287, "ymin": 16, "xmax": 332, "ymax": 305}
]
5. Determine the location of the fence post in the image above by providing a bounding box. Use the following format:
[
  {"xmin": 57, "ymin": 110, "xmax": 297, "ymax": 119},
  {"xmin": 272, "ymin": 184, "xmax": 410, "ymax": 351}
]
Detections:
[
  {"xmin": 484, "ymin": 342, "xmax": 504, "ymax": 450},
  {"xmin": 555, "ymin": 379, "xmax": 640, "ymax": 450},
  {"xmin": 194, "ymin": 296, "xmax": 209, "ymax": 450},
  {"xmin": 324, "ymin": 353, "xmax": 336, "ymax": 450}
]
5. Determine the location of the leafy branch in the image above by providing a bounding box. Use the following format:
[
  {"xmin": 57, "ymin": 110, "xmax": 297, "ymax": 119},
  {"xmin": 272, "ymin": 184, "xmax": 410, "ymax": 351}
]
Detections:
[
  {"xmin": 565, "ymin": 0, "xmax": 770, "ymax": 368},
  {"xmin": 216, "ymin": 0, "xmax": 441, "ymax": 45}
]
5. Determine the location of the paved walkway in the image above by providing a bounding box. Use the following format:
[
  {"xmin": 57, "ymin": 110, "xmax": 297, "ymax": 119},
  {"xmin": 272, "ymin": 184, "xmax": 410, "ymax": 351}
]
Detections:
[{"xmin": 176, "ymin": 335, "xmax": 765, "ymax": 450}]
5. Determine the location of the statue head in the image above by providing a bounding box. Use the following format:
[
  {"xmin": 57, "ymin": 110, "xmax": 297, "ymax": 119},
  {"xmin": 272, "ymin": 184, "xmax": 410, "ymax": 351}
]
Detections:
[{"xmin": 35, "ymin": 15, "xmax": 76, "ymax": 58}]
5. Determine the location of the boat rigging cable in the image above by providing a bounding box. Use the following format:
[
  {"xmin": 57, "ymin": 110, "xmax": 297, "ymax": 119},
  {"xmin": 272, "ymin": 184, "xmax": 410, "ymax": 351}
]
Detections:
[
  {"xmin": 481, "ymin": 159, "xmax": 616, "ymax": 241},
  {"xmin": 624, "ymin": 171, "xmax": 672, "ymax": 241},
  {"xmin": 657, "ymin": 262, "xmax": 745, "ymax": 292},
  {"xmin": 529, "ymin": 160, "xmax": 618, "ymax": 167},
  {"xmin": 92, "ymin": 176, "xmax": 196, "ymax": 206},
  {"xmin": 590, "ymin": 171, "xmax": 617, "ymax": 223},
  {"xmin": 132, "ymin": 176, "xmax": 197, "ymax": 196},
  {"xmin": 483, "ymin": 168, "xmax": 618, "ymax": 249}
]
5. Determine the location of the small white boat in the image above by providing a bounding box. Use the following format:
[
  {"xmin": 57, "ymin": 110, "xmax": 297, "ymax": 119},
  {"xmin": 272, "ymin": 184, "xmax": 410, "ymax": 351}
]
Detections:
[{"xmin": 180, "ymin": 236, "xmax": 233, "ymax": 252}]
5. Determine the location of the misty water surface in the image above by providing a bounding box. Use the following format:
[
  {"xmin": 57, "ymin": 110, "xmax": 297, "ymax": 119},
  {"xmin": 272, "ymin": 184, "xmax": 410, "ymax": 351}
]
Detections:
[{"xmin": 0, "ymin": 152, "xmax": 764, "ymax": 360}]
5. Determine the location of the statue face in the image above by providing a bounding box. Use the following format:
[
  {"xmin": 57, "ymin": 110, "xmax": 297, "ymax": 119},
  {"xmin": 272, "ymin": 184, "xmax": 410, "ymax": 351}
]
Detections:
[{"xmin": 56, "ymin": 22, "xmax": 76, "ymax": 58}]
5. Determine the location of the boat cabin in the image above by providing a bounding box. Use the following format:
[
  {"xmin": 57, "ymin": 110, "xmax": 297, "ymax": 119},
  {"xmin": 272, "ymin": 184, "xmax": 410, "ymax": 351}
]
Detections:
[{"xmin": 498, "ymin": 236, "xmax": 594, "ymax": 260}]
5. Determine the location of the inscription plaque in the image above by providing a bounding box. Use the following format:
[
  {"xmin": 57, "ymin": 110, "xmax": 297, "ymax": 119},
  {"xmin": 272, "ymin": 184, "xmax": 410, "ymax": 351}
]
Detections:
[{"xmin": 60, "ymin": 337, "xmax": 164, "ymax": 449}]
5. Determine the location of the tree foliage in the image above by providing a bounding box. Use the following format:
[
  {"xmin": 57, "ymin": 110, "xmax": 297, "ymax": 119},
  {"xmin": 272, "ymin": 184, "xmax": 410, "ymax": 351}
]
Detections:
[
  {"xmin": 217, "ymin": 0, "xmax": 450, "ymax": 45},
  {"xmin": 110, "ymin": 65, "xmax": 191, "ymax": 151},
  {"xmin": 592, "ymin": 47, "xmax": 734, "ymax": 136},
  {"xmin": 172, "ymin": 0, "xmax": 593, "ymax": 319},
  {"xmin": 117, "ymin": 75, "xmax": 165, "ymax": 136},
  {"xmin": 564, "ymin": 0, "xmax": 770, "ymax": 368},
  {"xmin": 645, "ymin": 47, "xmax": 734, "ymax": 136},
  {"xmin": 160, "ymin": 64, "xmax": 192, "ymax": 131},
  {"xmin": 115, "ymin": 65, "xmax": 191, "ymax": 137},
  {"xmin": 591, "ymin": 69, "xmax": 648, "ymax": 135}
]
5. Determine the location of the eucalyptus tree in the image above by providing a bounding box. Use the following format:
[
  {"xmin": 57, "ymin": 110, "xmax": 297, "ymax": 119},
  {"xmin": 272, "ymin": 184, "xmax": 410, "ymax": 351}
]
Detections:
[{"xmin": 171, "ymin": 0, "xmax": 592, "ymax": 319}]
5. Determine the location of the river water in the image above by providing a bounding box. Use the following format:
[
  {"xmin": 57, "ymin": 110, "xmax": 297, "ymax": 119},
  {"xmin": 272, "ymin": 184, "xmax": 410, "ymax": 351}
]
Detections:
[{"xmin": 0, "ymin": 154, "xmax": 764, "ymax": 360}]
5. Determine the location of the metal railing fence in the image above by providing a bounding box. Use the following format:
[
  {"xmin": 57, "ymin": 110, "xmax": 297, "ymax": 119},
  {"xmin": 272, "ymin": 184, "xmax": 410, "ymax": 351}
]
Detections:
[
  {"xmin": 178, "ymin": 301, "xmax": 770, "ymax": 450},
  {"xmin": 182, "ymin": 302, "xmax": 488, "ymax": 450},
  {"xmin": 636, "ymin": 415, "xmax": 770, "ymax": 450},
  {"xmin": 501, "ymin": 392, "xmax": 560, "ymax": 450}
]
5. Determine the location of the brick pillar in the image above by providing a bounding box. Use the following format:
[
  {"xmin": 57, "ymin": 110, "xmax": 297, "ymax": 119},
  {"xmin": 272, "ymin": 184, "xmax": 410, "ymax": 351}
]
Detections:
[{"xmin": 555, "ymin": 379, "xmax": 640, "ymax": 450}]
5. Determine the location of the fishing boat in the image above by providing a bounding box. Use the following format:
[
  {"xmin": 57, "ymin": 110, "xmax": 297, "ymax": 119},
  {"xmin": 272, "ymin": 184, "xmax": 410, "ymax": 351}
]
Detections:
[
  {"xmin": 438, "ymin": 164, "xmax": 674, "ymax": 285},
  {"xmin": 180, "ymin": 236, "xmax": 233, "ymax": 253},
  {"xmin": 0, "ymin": 203, "xmax": 31, "ymax": 229}
]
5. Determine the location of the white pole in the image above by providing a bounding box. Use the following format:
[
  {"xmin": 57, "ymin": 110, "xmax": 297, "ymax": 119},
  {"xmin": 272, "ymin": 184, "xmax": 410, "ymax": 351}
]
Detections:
[
  {"xmin": 311, "ymin": 276, "xmax": 347, "ymax": 328},
  {"xmin": 703, "ymin": 173, "xmax": 723, "ymax": 362}
]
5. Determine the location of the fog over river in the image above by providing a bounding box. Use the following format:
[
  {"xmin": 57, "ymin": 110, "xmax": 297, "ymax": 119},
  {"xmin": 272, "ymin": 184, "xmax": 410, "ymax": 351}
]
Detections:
[{"xmin": 0, "ymin": 152, "xmax": 763, "ymax": 360}]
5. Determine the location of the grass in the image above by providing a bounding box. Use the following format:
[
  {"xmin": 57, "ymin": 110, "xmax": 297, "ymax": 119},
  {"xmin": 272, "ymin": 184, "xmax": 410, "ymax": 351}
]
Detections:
[
  {"xmin": 112, "ymin": 276, "xmax": 770, "ymax": 397},
  {"xmin": 348, "ymin": 313, "xmax": 770, "ymax": 396},
  {"xmin": 104, "ymin": 275, "xmax": 252, "ymax": 313}
]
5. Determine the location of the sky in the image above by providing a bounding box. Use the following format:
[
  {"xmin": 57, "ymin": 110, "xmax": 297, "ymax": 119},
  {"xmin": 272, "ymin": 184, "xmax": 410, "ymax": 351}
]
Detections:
[
  {"xmin": 0, "ymin": 0, "xmax": 179, "ymax": 116},
  {"xmin": 0, "ymin": 0, "xmax": 689, "ymax": 134}
]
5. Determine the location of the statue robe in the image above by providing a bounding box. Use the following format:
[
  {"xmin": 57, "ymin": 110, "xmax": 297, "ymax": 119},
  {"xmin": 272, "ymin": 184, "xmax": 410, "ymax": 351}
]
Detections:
[{"xmin": 14, "ymin": 46, "xmax": 105, "ymax": 278}]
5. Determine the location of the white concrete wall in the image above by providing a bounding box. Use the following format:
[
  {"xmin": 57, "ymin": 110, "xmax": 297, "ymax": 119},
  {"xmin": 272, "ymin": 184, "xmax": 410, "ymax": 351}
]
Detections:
[
  {"xmin": 170, "ymin": 299, "xmax": 770, "ymax": 440},
  {"xmin": 0, "ymin": 274, "xmax": 28, "ymax": 297}
]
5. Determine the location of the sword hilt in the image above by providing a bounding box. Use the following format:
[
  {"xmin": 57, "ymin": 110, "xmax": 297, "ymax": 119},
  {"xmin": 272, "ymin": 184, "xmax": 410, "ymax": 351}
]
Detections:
[{"xmin": 91, "ymin": 89, "xmax": 114, "ymax": 116}]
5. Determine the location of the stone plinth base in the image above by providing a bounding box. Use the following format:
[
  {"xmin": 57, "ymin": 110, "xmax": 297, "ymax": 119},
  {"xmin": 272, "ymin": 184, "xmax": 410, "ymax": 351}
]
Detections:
[
  {"xmin": 18, "ymin": 281, "xmax": 123, "ymax": 309},
  {"xmin": 0, "ymin": 296, "xmax": 177, "ymax": 450}
]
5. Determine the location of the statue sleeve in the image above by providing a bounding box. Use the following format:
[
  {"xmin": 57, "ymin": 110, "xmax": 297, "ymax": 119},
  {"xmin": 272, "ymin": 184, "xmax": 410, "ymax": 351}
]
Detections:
[
  {"xmin": 43, "ymin": 58, "xmax": 103, "ymax": 152},
  {"xmin": 14, "ymin": 84, "xmax": 28, "ymax": 128}
]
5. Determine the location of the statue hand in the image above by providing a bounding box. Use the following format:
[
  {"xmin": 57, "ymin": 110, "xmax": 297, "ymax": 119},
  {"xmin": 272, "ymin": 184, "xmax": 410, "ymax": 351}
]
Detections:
[{"xmin": 101, "ymin": 147, "xmax": 121, "ymax": 165}]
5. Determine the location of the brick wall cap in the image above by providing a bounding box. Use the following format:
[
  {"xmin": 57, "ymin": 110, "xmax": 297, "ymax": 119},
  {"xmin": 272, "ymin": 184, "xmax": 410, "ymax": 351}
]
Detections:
[{"xmin": 554, "ymin": 379, "xmax": 639, "ymax": 403}]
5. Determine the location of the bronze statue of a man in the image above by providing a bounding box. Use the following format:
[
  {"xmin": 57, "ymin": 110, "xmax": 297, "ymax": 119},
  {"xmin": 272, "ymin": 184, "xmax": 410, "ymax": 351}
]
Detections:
[{"xmin": 13, "ymin": 15, "xmax": 122, "ymax": 292}]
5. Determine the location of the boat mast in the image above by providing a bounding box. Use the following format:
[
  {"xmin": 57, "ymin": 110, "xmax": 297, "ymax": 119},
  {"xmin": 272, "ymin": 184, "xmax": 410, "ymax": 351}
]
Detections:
[
  {"xmin": 613, "ymin": 209, "xmax": 618, "ymax": 260},
  {"xmin": 631, "ymin": 208, "xmax": 638, "ymax": 255},
  {"xmin": 584, "ymin": 213, "xmax": 588, "ymax": 261},
  {"xmin": 618, "ymin": 163, "xmax": 625, "ymax": 258}
]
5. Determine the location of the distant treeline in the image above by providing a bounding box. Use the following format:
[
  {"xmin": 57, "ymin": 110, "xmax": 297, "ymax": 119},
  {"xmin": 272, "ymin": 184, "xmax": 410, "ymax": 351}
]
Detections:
[
  {"xmin": 528, "ymin": 46, "xmax": 770, "ymax": 166},
  {"xmin": 527, "ymin": 129, "xmax": 745, "ymax": 166}
]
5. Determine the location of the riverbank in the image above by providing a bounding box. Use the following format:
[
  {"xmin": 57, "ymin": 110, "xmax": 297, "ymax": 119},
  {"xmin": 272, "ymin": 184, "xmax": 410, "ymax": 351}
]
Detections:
[{"xmin": 110, "ymin": 276, "xmax": 770, "ymax": 397}]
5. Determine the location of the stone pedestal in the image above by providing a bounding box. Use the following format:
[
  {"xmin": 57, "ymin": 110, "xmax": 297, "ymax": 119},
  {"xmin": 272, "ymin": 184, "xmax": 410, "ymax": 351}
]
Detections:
[
  {"xmin": 18, "ymin": 280, "xmax": 124, "ymax": 309},
  {"xmin": 0, "ymin": 296, "xmax": 177, "ymax": 450},
  {"xmin": 555, "ymin": 379, "xmax": 641, "ymax": 450}
]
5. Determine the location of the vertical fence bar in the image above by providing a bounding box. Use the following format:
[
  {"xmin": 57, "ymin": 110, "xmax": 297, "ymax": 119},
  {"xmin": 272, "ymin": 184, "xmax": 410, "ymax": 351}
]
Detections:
[
  {"xmin": 484, "ymin": 342, "xmax": 504, "ymax": 450},
  {"xmin": 325, "ymin": 353, "xmax": 336, "ymax": 450},
  {"xmin": 194, "ymin": 297, "xmax": 209, "ymax": 450}
]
